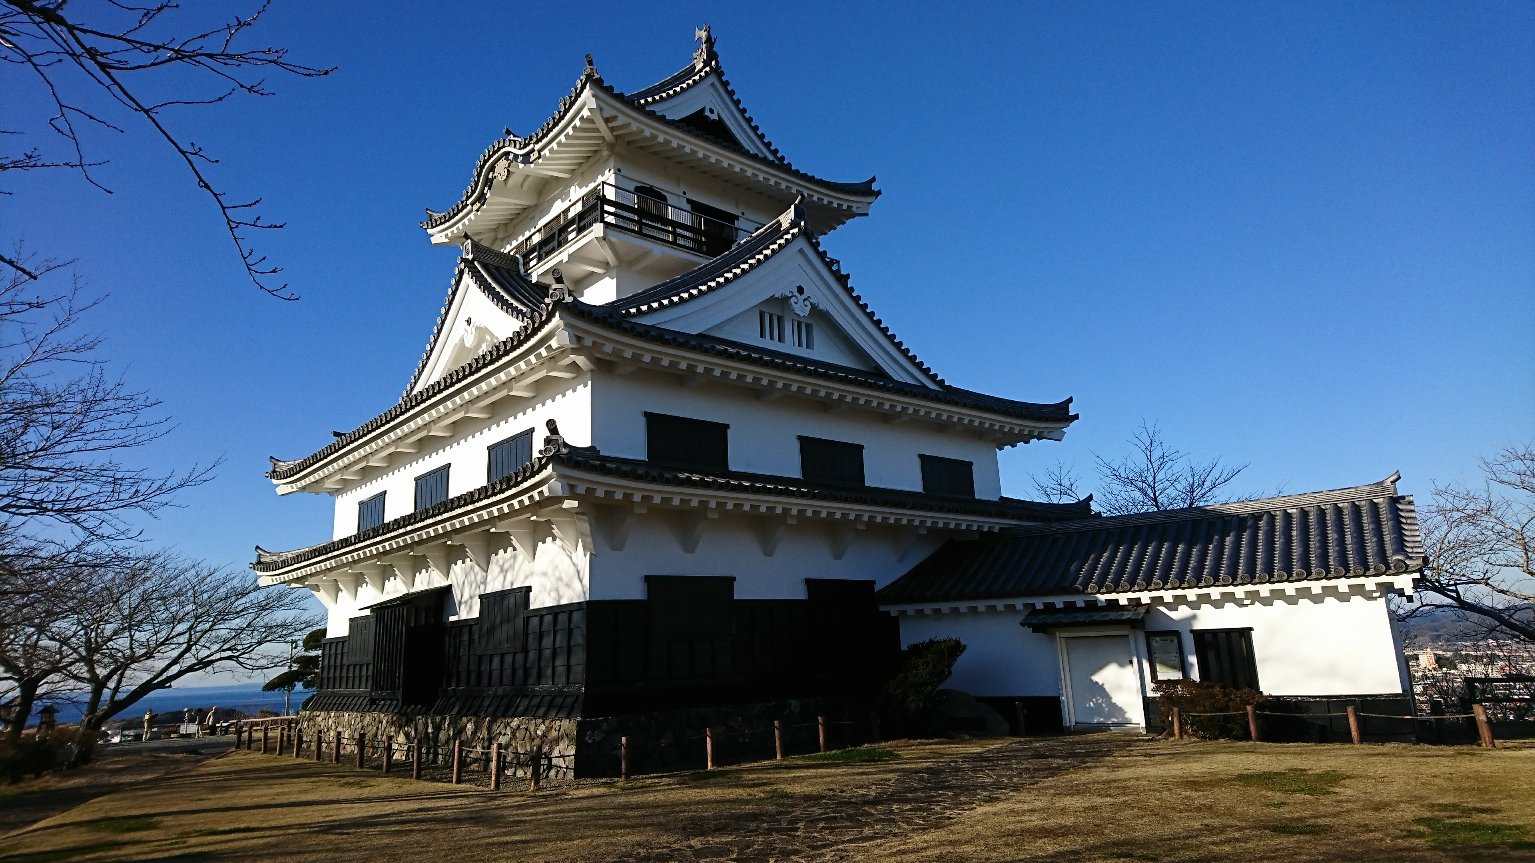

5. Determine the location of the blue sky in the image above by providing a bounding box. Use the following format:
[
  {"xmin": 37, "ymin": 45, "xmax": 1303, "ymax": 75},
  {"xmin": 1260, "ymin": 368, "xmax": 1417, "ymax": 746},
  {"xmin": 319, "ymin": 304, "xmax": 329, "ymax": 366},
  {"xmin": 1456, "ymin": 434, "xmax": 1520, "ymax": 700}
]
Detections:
[{"xmin": 6, "ymin": 1, "xmax": 1532, "ymax": 581}]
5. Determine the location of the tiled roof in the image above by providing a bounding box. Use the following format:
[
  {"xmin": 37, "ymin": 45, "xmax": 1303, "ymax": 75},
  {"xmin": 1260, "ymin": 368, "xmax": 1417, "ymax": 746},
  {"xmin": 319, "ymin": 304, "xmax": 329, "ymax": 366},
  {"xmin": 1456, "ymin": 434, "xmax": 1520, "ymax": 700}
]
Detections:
[
  {"xmin": 253, "ymin": 448, "xmax": 1091, "ymax": 575},
  {"xmin": 622, "ymin": 26, "xmax": 788, "ymax": 166},
  {"xmin": 877, "ymin": 475, "xmax": 1425, "ymax": 604},
  {"xmin": 268, "ymin": 290, "xmax": 1074, "ymax": 483},
  {"xmin": 403, "ymin": 241, "xmax": 550, "ymax": 396},
  {"xmin": 421, "ymin": 41, "xmax": 877, "ymax": 234}
]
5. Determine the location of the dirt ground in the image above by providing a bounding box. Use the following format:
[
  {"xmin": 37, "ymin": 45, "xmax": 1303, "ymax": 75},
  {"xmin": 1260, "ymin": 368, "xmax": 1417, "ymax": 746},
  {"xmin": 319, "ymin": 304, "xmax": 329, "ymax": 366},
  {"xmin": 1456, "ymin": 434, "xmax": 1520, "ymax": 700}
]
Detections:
[{"xmin": 2, "ymin": 735, "xmax": 1531, "ymax": 863}]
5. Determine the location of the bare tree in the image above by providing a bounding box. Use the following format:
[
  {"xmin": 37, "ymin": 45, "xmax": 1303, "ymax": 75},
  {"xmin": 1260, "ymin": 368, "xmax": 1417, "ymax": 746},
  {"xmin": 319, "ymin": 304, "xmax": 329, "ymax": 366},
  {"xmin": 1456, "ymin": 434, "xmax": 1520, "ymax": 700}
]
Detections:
[
  {"xmin": 60, "ymin": 551, "xmax": 316, "ymax": 764},
  {"xmin": 1411, "ymin": 442, "xmax": 1535, "ymax": 642},
  {"xmin": 0, "ymin": 256, "xmax": 213, "ymax": 542},
  {"xmin": 0, "ymin": 1, "xmax": 333, "ymax": 298},
  {"xmin": 1033, "ymin": 420, "xmax": 1248, "ymax": 515}
]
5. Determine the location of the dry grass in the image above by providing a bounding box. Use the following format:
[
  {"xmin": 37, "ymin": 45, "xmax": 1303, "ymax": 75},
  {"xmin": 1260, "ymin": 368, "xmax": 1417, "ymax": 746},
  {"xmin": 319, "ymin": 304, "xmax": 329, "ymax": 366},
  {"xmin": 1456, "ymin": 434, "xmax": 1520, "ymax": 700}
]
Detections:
[{"xmin": 1, "ymin": 737, "xmax": 1531, "ymax": 862}]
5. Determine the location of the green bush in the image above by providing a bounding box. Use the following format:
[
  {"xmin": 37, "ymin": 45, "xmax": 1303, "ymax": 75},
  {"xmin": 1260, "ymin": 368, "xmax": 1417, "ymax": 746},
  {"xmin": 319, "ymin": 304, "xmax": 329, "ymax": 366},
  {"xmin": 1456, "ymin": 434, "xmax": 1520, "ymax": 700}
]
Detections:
[
  {"xmin": 883, "ymin": 637, "xmax": 966, "ymax": 716},
  {"xmin": 1156, "ymin": 679, "xmax": 1264, "ymax": 739}
]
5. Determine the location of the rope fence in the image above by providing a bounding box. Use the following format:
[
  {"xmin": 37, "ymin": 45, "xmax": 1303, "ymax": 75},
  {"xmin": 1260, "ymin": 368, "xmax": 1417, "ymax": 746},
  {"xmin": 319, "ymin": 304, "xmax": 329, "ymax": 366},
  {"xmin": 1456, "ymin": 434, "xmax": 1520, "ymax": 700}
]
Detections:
[{"xmin": 229, "ymin": 712, "xmax": 881, "ymax": 790}]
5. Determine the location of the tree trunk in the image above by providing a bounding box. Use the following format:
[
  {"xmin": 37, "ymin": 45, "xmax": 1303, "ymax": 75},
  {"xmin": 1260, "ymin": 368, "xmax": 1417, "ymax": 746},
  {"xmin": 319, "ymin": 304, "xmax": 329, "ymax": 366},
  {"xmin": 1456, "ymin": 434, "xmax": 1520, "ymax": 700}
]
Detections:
[
  {"xmin": 67, "ymin": 687, "xmax": 106, "ymax": 767},
  {"xmin": 3, "ymin": 676, "xmax": 42, "ymax": 744}
]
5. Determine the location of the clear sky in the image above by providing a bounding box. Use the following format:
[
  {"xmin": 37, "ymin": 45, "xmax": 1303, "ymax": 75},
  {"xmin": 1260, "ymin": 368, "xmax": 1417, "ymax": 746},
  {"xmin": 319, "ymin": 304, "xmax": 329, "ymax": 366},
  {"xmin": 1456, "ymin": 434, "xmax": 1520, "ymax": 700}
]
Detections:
[{"xmin": 7, "ymin": 1, "xmax": 1533, "ymax": 586}]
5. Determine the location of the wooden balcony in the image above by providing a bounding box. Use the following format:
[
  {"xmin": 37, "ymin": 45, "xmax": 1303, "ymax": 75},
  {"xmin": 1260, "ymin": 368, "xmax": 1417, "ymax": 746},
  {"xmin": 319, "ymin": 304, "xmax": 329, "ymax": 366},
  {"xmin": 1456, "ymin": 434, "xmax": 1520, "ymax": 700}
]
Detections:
[{"xmin": 511, "ymin": 183, "xmax": 760, "ymax": 272}]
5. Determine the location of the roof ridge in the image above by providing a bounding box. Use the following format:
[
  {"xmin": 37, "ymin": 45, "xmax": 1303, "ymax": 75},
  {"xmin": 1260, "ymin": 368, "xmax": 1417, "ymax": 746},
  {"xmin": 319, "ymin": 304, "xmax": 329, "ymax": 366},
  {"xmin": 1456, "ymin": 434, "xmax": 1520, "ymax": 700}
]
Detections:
[{"xmin": 1007, "ymin": 473, "xmax": 1408, "ymax": 536}]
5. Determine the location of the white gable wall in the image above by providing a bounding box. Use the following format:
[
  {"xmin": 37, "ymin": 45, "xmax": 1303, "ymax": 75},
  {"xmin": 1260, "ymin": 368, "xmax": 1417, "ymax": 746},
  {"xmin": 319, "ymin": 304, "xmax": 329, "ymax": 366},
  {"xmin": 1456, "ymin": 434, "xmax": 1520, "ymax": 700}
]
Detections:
[
  {"xmin": 412, "ymin": 276, "xmax": 532, "ymax": 393},
  {"xmin": 639, "ymin": 75, "xmax": 779, "ymax": 162}
]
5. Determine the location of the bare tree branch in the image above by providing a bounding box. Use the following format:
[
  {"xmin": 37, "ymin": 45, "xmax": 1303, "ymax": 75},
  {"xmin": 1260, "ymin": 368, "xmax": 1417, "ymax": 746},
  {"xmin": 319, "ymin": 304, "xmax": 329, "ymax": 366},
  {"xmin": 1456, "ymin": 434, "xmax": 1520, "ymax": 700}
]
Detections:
[
  {"xmin": 0, "ymin": 0, "xmax": 334, "ymax": 298},
  {"xmin": 1089, "ymin": 420, "xmax": 1248, "ymax": 515}
]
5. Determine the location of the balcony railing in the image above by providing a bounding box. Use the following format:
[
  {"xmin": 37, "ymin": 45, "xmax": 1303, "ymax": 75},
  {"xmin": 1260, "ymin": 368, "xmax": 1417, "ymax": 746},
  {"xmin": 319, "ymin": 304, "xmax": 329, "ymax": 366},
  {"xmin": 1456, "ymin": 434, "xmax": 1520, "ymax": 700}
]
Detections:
[{"xmin": 511, "ymin": 183, "xmax": 760, "ymax": 270}]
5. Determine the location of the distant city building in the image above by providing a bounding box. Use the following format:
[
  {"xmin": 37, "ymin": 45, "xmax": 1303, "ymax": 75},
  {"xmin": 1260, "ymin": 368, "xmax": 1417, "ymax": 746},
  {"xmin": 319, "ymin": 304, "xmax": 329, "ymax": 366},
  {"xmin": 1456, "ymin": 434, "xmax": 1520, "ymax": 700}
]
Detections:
[{"xmin": 254, "ymin": 29, "xmax": 1427, "ymax": 775}]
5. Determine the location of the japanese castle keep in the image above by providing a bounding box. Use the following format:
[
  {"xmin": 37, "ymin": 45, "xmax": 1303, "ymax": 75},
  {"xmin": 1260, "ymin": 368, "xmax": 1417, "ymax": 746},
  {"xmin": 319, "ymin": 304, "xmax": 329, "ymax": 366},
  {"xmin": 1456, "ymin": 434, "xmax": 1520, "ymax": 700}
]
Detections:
[{"xmin": 255, "ymin": 29, "xmax": 1425, "ymax": 776}]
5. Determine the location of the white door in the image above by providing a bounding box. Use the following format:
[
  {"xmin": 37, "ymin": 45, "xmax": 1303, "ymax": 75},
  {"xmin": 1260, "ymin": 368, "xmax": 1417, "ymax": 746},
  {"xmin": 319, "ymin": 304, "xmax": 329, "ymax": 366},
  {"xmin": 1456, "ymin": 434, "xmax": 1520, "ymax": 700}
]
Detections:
[{"xmin": 1063, "ymin": 634, "xmax": 1144, "ymax": 727}]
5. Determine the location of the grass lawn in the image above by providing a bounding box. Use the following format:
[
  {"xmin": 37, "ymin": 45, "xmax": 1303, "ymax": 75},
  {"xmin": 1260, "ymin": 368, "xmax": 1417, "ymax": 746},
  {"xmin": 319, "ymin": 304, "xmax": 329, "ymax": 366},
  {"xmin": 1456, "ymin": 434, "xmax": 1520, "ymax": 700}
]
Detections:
[{"xmin": 1, "ymin": 736, "xmax": 1531, "ymax": 862}]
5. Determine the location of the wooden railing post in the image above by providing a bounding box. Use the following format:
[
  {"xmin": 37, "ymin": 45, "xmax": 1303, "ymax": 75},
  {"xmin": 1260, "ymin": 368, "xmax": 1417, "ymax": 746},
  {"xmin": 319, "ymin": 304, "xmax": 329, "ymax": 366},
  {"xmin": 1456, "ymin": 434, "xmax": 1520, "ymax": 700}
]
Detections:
[
  {"xmin": 315, "ymin": 730, "xmax": 324, "ymax": 762},
  {"xmin": 260, "ymin": 724, "xmax": 269, "ymax": 754},
  {"xmin": 411, "ymin": 738, "xmax": 421, "ymax": 780},
  {"xmin": 294, "ymin": 727, "xmax": 304, "ymax": 759},
  {"xmin": 332, "ymin": 730, "xmax": 342, "ymax": 764},
  {"xmin": 705, "ymin": 726, "xmax": 714, "ymax": 770},
  {"xmin": 357, "ymin": 733, "xmax": 366, "ymax": 769},
  {"xmin": 234, "ymin": 722, "xmax": 243, "ymax": 749},
  {"xmin": 1473, "ymin": 704, "xmax": 1496, "ymax": 748},
  {"xmin": 1015, "ymin": 701, "xmax": 1028, "ymax": 737},
  {"xmin": 773, "ymin": 720, "xmax": 783, "ymax": 760},
  {"xmin": 1246, "ymin": 705, "xmax": 1259, "ymax": 742},
  {"xmin": 817, "ymin": 715, "xmax": 827, "ymax": 753},
  {"xmin": 490, "ymin": 743, "xmax": 501, "ymax": 791},
  {"xmin": 277, "ymin": 724, "xmax": 286, "ymax": 756},
  {"xmin": 1346, "ymin": 705, "xmax": 1362, "ymax": 744},
  {"xmin": 1171, "ymin": 707, "xmax": 1182, "ymax": 740},
  {"xmin": 382, "ymin": 738, "xmax": 392, "ymax": 773},
  {"xmin": 619, "ymin": 736, "xmax": 629, "ymax": 781},
  {"xmin": 529, "ymin": 741, "xmax": 543, "ymax": 792},
  {"xmin": 450, "ymin": 741, "xmax": 462, "ymax": 784}
]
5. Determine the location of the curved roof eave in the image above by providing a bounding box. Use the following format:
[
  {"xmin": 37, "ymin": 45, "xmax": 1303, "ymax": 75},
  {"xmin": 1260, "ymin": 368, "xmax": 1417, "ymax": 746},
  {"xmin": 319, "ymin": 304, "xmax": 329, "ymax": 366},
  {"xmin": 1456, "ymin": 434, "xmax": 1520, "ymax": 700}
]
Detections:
[{"xmin": 421, "ymin": 54, "xmax": 879, "ymax": 238}]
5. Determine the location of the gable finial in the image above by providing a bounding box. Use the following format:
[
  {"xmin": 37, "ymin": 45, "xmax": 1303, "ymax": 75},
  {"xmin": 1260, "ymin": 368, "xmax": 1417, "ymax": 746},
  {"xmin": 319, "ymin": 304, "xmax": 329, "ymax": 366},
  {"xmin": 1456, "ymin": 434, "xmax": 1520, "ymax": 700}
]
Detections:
[
  {"xmin": 460, "ymin": 238, "xmax": 475, "ymax": 260},
  {"xmin": 693, "ymin": 24, "xmax": 715, "ymax": 67},
  {"xmin": 584, "ymin": 53, "xmax": 595, "ymax": 70}
]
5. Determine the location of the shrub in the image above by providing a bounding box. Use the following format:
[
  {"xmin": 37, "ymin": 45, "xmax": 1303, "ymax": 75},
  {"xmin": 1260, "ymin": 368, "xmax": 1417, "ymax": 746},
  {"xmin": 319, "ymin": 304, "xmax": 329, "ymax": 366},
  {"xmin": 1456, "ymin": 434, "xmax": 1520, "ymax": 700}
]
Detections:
[
  {"xmin": 883, "ymin": 637, "xmax": 966, "ymax": 716},
  {"xmin": 1156, "ymin": 679, "xmax": 1264, "ymax": 739},
  {"xmin": 0, "ymin": 739, "xmax": 63, "ymax": 784}
]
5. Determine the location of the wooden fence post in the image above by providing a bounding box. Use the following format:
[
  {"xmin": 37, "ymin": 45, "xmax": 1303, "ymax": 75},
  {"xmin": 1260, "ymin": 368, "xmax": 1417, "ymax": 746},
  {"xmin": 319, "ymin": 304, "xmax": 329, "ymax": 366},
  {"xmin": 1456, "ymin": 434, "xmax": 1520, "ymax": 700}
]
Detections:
[
  {"xmin": 332, "ymin": 730, "xmax": 342, "ymax": 765},
  {"xmin": 246, "ymin": 723, "xmax": 254, "ymax": 750},
  {"xmin": 234, "ymin": 722, "xmax": 243, "ymax": 749},
  {"xmin": 620, "ymin": 736, "xmax": 629, "ymax": 781},
  {"xmin": 529, "ymin": 741, "xmax": 543, "ymax": 792},
  {"xmin": 261, "ymin": 724, "xmax": 269, "ymax": 754},
  {"xmin": 411, "ymin": 738, "xmax": 421, "ymax": 780},
  {"xmin": 1346, "ymin": 705, "xmax": 1362, "ymax": 745},
  {"xmin": 1171, "ymin": 707, "xmax": 1182, "ymax": 740},
  {"xmin": 490, "ymin": 743, "xmax": 501, "ymax": 791},
  {"xmin": 1014, "ymin": 701, "xmax": 1028, "ymax": 737},
  {"xmin": 450, "ymin": 741, "xmax": 462, "ymax": 784},
  {"xmin": 315, "ymin": 730, "xmax": 324, "ymax": 762},
  {"xmin": 773, "ymin": 720, "xmax": 783, "ymax": 760},
  {"xmin": 705, "ymin": 726, "xmax": 715, "ymax": 770},
  {"xmin": 357, "ymin": 733, "xmax": 366, "ymax": 769},
  {"xmin": 294, "ymin": 728, "xmax": 304, "ymax": 759},
  {"xmin": 277, "ymin": 724, "xmax": 286, "ymax": 756},
  {"xmin": 382, "ymin": 738, "xmax": 392, "ymax": 773},
  {"xmin": 818, "ymin": 715, "xmax": 827, "ymax": 753},
  {"xmin": 1473, "ymin": 704, "xmax": 1496, "ymax": 749},
  {"xmin": 1246, "ymin": 705, "xmax": 1259, "ymax": 742}
]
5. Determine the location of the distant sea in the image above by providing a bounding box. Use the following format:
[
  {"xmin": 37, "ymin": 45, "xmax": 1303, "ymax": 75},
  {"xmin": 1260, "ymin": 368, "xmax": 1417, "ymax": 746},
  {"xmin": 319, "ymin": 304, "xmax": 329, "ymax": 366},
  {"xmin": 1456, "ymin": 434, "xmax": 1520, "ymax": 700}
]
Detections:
[{"xmin": 43, "ymin": 683, "xmax": 294, "ymax": 725}]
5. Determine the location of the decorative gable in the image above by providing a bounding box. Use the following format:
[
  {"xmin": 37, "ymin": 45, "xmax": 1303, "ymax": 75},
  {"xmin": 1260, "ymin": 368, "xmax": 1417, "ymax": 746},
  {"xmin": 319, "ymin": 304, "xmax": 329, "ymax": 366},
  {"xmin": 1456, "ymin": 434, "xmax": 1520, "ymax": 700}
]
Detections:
[
  {"xmin": 408, "ymin": 242, "xmax": 549, "ymax": 395},
  {"xmin": 622, "ymin": 226, "xmax": 935, "ymax": 386}
]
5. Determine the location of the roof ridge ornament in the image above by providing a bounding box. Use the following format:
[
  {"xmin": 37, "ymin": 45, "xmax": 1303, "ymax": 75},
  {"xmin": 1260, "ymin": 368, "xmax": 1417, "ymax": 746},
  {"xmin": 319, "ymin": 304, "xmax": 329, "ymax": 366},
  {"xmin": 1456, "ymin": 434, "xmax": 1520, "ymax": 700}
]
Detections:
[
  {"xmin": 778, "ymin": 194, "xmax": 808, "ymax": 230},
  {"xmin": 540, "ymin": 418, "xmax": 569, "ymax": 457},
  {"xmin": 693, "ymin": 24, "xmax": 715, "ymax": 68}
]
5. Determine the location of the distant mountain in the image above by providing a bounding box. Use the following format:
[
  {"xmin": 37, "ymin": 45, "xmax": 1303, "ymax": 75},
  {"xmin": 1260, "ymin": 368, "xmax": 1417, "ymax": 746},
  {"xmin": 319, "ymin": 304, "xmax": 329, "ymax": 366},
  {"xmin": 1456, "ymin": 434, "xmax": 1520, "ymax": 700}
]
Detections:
[{"xmin": 1398, "ymin": 603, "xmax": 1533, "ymax": 647}]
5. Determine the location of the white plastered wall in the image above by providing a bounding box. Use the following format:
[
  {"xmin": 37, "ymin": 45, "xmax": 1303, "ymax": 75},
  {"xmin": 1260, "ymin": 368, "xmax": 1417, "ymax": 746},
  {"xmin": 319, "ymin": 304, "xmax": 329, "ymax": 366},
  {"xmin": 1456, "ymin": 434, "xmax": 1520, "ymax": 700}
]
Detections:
[
  {"xmin": 893, "ymin": 588, "xmax": 1410, "ymax": 705},
  {"xmin": 590, "ymin": 368, "xmax": 1003, "ymax": 498},
  {"xmin": 328, "ymin": 377, "xmax": 592, "ymax": 539}
]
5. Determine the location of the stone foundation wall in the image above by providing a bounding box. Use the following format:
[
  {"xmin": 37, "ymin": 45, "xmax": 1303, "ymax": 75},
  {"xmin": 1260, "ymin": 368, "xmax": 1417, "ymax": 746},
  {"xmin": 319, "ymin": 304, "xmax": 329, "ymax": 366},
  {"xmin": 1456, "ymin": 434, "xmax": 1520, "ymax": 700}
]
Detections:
[{"xmin": 298, "ymin": 709, "xmax": 579, "ymax": 780}]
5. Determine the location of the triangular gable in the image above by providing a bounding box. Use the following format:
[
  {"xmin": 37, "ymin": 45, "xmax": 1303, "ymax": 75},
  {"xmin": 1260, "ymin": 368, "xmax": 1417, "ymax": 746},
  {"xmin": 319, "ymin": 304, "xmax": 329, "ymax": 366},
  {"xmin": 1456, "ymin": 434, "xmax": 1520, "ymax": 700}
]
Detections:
[
  {"xmin": 616, "ymin": 211, "xmax": 939, "ymax": 388},
  {"xmin": 623, "ymin": 26, "xmax": 784, "ymax": 165},
  {"xmin": 407, "ymin": 243, "xmax": 548, "ymax": 395}
]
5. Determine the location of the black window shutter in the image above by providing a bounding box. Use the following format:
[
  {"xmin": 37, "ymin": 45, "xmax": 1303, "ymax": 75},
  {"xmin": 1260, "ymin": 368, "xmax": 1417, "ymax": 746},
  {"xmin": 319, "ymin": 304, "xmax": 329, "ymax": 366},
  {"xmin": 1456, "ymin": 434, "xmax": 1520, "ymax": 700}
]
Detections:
[
  {"xmin": 479, "ymin": 586, "xmax": 531, "ymax": 653},
  {"xmin": 357, "ymin": 492, "xmax": 386, "ymax": 532},
  {"xmin": 414, "ymin": 465, "xmax": 450, "ymax": 511},
  {"xmin": 488, "ymin": 429, "xmax": 535, "ymax": 483},
  {"xmin": 1193, "ymin": 629, "xmax": 1261, "ymax": 691},
  {"xmin": 799, "ymin": 436, "xmax": 865, "ymax": 487},
  {"xmin": 645, "ymin": 412, "xmax": 729, "ymax": 471},
  {"xmin": 345, "ymin": 616, "xmax": 375, "ymax": 664},
  {"xmin": 919, "ymin": 454, "xmax": 975, "ymax": 498}
]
